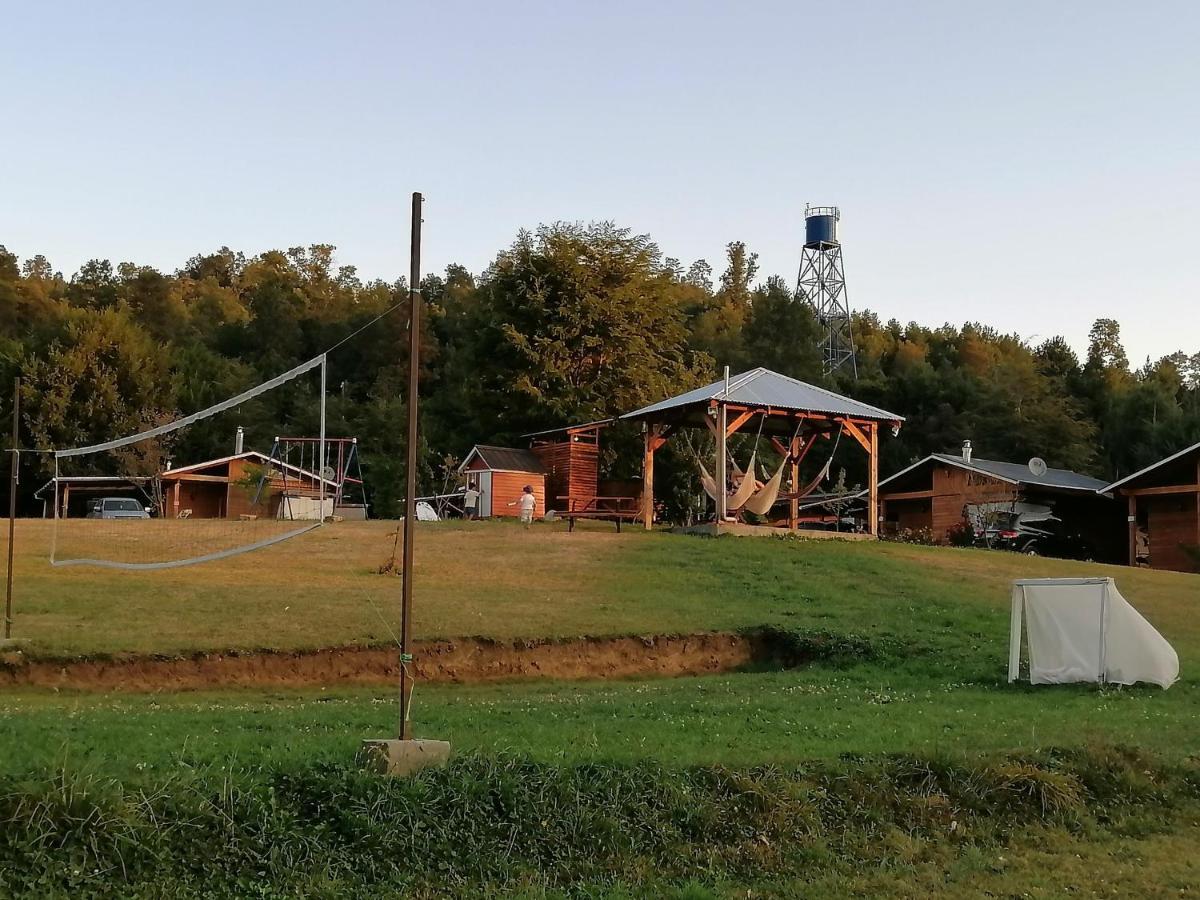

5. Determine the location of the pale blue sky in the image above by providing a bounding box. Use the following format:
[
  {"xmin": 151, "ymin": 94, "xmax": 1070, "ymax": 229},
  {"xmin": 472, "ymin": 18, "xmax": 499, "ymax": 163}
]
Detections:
[{"xmin": 2, "ymin": 1, "xmax": 1197, "ymax": 364}]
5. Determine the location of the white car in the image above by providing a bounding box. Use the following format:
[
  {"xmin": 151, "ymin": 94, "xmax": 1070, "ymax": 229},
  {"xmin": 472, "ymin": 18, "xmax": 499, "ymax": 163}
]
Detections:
[{"xmin": 86, "ymin": 497, "xmax": 152, "ymax": 519}]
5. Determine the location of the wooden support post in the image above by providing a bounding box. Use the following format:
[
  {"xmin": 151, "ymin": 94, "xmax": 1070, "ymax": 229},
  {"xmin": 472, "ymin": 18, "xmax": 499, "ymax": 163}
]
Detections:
[
  {"xmin": 399, "ymin": 190, "xmax": 422, "ymax": 741},
  {"xmin": 788, "ymin": 433, "xmax": 800, "ymax": 530},
  {"xmin": 5, "ymin": 377, "xmax": 18, "ymax": 640},
  {"xmin": 173, "ymin": 481, "xmax": 181, "ymax": 518},
  {"xmin": 641, "ymin": 426, "xmax": 655, "ymax": 530},
  {"xmin": 868, "ymin": 422, "xmax": 879, "ymax": 537},
  {"xmin": 716, "ymin": 404, "xmax": 727, "ymax": 523},
  {"xmin": 1127, "ymin": 493, "xmax": 1137, "ymax": 567}
]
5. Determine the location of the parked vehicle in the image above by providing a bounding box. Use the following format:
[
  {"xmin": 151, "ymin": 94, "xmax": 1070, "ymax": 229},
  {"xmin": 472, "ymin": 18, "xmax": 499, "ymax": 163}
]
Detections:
[
  {"xmin": 973, "ymin": 510, "xmax": 1093, "ymax": 559},
  {"xmin": 86, "ymin": 497, "xmax": 152, "ymax": 519}
]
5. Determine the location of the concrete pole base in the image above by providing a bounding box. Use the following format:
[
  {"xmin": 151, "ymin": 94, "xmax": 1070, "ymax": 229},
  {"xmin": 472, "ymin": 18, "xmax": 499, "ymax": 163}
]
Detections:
[{"xmin": 359, "ymin": 739, "xmax": 451, "ymax": 776}]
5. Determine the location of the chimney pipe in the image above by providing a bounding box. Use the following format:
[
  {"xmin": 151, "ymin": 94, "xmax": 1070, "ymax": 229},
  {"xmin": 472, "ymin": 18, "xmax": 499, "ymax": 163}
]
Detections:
[
  {"xmin": 962, "ymin": 439, "xmax": 972, "ymax": 464},
  {"xmin": 235, "ymin": 426, "xmax": 244, "ymax": 455}
]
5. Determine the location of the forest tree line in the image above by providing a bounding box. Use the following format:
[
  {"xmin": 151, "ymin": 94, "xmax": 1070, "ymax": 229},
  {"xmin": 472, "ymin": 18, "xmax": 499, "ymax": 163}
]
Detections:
[{"xmin": 2, "ymin": 222, "xmax": 1198, "ymax": 519}]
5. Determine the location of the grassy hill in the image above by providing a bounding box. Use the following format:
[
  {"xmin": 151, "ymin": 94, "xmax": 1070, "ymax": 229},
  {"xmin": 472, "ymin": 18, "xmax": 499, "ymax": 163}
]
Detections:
[
  {"xmin": 6, "ymin": 518, "xmax": 1198, "ymax": 660},
  {"xmin": 4, "ymin": 519, "xmax": 1199, "ymax": 896}
]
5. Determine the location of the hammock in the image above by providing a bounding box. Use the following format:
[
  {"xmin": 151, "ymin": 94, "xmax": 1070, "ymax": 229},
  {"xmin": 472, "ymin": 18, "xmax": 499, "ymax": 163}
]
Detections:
[
  {"xmin": 790, "ymin": 455, "xmax": 833, "ymax": 501},
  {"xmin": 741, "ymin": 455, "xmax": 788, "ymax": 516},
  {"xmin": 727, "ymin": 453, "xmax": 757, "ymax": 511},
  {"xmin": 697, "ymin": 453, "xmax": 758, "ymax": 512},
  {"xmin": 698, "ymin": 459, "xmax": 718, "ymax": 501}
]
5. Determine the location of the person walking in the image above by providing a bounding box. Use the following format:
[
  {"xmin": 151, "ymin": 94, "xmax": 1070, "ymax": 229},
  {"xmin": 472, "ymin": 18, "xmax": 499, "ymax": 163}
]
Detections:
[
  {"xmin": 507, "ymin": 485, "xmax": 536, "ymax": 528},
  {"xmin": 463, "ymin": 482, "xmax": 480, "ymax": 520}
]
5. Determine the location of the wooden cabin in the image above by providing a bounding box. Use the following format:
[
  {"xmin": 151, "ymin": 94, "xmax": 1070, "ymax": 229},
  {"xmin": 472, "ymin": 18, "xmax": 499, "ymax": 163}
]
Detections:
[
  {"xmin": 160, "ymin": 451, "xmax": 333, "ymax": 520},
  {"xmin": 1105, "ymin": 442, "xmax": 1200, "ymax": 573},
  {"xmin": 878, "ymin": 448, "xmax": 1122, "ymax": 560},
  {"xmin": 458, "ymin": 446, "xmax": 546, "ymax": 519}
]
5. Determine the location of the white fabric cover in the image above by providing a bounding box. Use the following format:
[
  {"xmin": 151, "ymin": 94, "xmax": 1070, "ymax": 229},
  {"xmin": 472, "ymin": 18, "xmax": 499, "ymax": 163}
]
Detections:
[{"xmin": 1009, "ymin": 578, "xmax": 1178, "ymax": 689}]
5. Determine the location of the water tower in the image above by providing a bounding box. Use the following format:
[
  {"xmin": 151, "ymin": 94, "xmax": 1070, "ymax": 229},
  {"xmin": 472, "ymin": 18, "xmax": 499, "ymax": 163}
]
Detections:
[{"xmin": 795, "ymin": 205, "xmax": 857, "ymax": 377}]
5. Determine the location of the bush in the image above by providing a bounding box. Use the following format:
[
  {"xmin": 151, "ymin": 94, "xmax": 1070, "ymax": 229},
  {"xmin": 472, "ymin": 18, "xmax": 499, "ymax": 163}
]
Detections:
[
  {"xmin": 883, "ymin": 526, "xmax": 936, "ymax": 546},
  {"xmin": 946, "ymin": 521, "xmax": 975, "ymax": 547}
]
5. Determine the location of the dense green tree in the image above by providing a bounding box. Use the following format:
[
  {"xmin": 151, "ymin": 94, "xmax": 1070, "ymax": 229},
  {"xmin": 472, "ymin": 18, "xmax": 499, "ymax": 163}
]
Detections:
[
  {"xmin": 1, "ymin": 231, "xmax": 1196, "ymax": 517},
  {"xmin": 454, "ymin": 222, "xmax": 710, "ymax": 441},
  {"xmin": 740, "ymin": 276, "xmax": 822, "ymax": 381}
]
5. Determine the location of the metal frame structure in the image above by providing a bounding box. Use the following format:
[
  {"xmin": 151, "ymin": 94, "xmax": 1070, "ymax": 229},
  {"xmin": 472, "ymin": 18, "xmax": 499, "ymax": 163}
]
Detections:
[{"xmin": 795, "ymin": 205, "xmax": 857, "ymax": 378}]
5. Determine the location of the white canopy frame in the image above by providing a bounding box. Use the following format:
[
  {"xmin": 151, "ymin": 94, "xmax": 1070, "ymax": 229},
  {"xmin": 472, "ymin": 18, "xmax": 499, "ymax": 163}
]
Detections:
[{"xmin": 1008, "ymin": 577, "xmax": 1178, "ymax": 688}]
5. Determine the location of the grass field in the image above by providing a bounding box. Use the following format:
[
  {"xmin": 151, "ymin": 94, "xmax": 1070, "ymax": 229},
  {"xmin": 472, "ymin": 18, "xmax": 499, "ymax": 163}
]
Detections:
[
  {"xmin": 4, "ymin": 518, "xmax": 1198, "ymax": 896},
  {"xmin": 5, "ymin": 518, "xmax": 1198, "ymax": 658}
]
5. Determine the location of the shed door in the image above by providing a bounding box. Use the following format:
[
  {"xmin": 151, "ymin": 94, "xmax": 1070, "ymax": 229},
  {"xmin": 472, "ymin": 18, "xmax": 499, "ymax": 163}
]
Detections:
[{"xmin": 477, "ymin": 471, "xmax": 492, "ymax": 518}]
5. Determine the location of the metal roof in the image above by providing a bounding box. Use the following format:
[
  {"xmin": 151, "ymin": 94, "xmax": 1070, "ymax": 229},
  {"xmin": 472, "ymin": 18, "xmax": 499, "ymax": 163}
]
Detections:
[
  {"xmin": 459, "ymin": 445, "xmax": 545, "ymax": 474},
  {"xmin": 621, "ymin": 368, "xmax": 904, "ymax": 423},
  {"xmin": 1102, "ymin": 440, "xmax": 1200, "ymax": 493},
  {"xmin": 879, "ymin": 453, "xmax": 1108, "ymax": 494}
]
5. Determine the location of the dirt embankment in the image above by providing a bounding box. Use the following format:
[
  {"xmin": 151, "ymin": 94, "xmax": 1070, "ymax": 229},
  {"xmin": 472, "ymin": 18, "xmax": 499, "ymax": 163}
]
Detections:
[{"xmin": 0, "ymin": 631, "xmax": 783, "ymax": 692}]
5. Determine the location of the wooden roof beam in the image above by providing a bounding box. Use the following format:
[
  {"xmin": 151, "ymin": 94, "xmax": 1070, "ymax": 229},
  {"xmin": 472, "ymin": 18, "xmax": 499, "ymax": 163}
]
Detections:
[
  {"xmin": 839, "ymin": 418, "xmax": 872, "ymax": 453},
  {"xmin": 1123, "ymin": 483, "xmax": 1200, "ymax": 496}
]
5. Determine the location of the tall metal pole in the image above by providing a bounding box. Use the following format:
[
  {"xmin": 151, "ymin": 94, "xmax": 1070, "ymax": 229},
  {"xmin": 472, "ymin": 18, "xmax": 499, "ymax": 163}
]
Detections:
[
  {"xmin": 5, "ymin": 377, "xmax": 19, "ymax": 640},
  {"xmin": 318, "ymin": 355, "xmax": 327, "ymax": 515},
  {"xmin": 399, "ymin": 192, "xmax": 422, "ymax": 740}
]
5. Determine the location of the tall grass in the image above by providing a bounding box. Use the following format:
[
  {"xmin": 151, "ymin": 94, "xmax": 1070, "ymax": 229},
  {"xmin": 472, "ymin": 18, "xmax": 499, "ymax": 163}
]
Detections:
[{"xmin": 2, "ymin": 746, "xmax": 1195, "ymax": 897}]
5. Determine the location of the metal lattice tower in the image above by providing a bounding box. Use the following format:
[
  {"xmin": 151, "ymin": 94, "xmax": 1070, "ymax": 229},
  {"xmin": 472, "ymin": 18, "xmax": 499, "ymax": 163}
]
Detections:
[{"xmin": 795, "ymin": 205, "xmax": 857, "ymax": 378}]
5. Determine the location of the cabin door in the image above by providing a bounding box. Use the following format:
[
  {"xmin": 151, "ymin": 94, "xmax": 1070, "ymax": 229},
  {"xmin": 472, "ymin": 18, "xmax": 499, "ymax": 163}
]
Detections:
[{"xmin": 477, "ymin": 471, "xmax": 493, "ymax": 518}]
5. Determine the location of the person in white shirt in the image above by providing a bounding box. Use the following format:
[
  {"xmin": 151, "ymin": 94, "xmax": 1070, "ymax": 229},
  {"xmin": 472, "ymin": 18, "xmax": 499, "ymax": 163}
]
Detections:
[
  {"xmin": 507, "ymin": 485, "xmax": 536, "ymax": 526},
  {"xmin": 463, "ymin": 484, "xmax": 480, "ymax": 520}
]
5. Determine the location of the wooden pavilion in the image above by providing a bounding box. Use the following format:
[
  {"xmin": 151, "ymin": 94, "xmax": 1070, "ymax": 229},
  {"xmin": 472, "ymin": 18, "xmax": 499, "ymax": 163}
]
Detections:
[{"xmin": 621, "ymin": 368, "xmax": 905, "ymax": 535}]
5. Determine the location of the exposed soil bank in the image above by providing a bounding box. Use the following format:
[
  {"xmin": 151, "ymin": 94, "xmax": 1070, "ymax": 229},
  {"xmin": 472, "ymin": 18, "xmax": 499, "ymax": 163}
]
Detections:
[{"xmin": 0, "ymin": 631, "xmax": 785, "ymax": 692}]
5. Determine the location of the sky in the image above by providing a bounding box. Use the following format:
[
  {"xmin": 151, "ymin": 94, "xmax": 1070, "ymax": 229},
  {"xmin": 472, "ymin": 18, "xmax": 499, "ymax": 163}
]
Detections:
[{"xmin": 2, "ymin": 1, "xmax": 1197, "ymax": 364}]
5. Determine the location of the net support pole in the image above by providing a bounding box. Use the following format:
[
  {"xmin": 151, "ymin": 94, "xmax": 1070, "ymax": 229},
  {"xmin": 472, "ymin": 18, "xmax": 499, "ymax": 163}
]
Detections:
[
  {"xmin": 399, "ymin": 191, "xmax": 422, "ymax": 741},
  {"xmin": 5, "ymin": 376, "xmax": 18, "ymax": 640},
  {"xmin": 319, "ymin": 355, "xmax": 327, "ymax": 518}
]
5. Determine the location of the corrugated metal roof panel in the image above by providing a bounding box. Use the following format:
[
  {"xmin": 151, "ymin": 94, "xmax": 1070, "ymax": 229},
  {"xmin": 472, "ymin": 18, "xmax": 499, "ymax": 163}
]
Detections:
[
  {"xmin": 929, "ymin": 454, "xmax": 1107, "ymax": 492},
  {"xmin": 621, "ymin": 368, "xmax": 904, "ymax": 422}
]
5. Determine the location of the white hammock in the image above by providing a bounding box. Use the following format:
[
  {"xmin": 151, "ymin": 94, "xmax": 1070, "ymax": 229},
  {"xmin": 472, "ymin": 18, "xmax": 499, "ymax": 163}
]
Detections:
[
  {"xmin": 741, "ymin": 456, "xmax": 788, "ymax": 516},
  {"xmin": 697, "ymin": 452, "xmax": 758, "ymax": 512}
]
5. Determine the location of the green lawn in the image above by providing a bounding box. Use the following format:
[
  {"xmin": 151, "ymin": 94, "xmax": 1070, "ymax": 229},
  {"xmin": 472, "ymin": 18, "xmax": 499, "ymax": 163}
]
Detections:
[
  {"xmin": 4, "ymin": 669, "xmax": 1198, "ymax": 780},
  {"xmin": 4, "ymin": 520, "xmax": 1199, "ymax": 897},
  {"xmin": 5, "ymin": 518, "xmax": 1198, "ymax": 660}
]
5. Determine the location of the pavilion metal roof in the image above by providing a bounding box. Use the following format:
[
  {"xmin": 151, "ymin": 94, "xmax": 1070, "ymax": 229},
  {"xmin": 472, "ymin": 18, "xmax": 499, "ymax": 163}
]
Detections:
[{"xmin": 621, "ymin": 368, "xmax": 904, "ymax": 423}]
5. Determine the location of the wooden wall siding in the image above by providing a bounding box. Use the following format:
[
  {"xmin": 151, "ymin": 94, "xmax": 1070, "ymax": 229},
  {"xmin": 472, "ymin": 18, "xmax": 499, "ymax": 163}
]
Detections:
[
  {"xmin": 532, "ymin": 441, "xmax": 599, "ymax": 502},
  {"xmin": 931, "ymin": 466, "xmax": 1017, "ymax": 540},
  {"xmin": 1146, "ymin": 494, "xmax": 1199, "ymax": 573},
  {"xmin": 465, "ymin": 457, "xmax": 488, "ymax": 472},
  {"xmin": 489, "ymin": 472, "xmax": 546, "ymax": 519}
]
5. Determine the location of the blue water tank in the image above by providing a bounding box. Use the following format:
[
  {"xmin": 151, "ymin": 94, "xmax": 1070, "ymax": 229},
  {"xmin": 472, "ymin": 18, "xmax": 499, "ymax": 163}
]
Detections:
[{"xmin": 804, "ymin": 207, "xmax": 840, "ymax": 248}]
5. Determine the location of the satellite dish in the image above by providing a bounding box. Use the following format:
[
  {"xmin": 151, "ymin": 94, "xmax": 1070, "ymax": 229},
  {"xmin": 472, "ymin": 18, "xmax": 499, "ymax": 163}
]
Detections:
[
  {"xmin": 320, "ymin": 465, "xmax": 337, "ymax": 482},
  {"xmin": 1028, "ymin": 457, "xmax": 1047, "ymax": 477}
]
